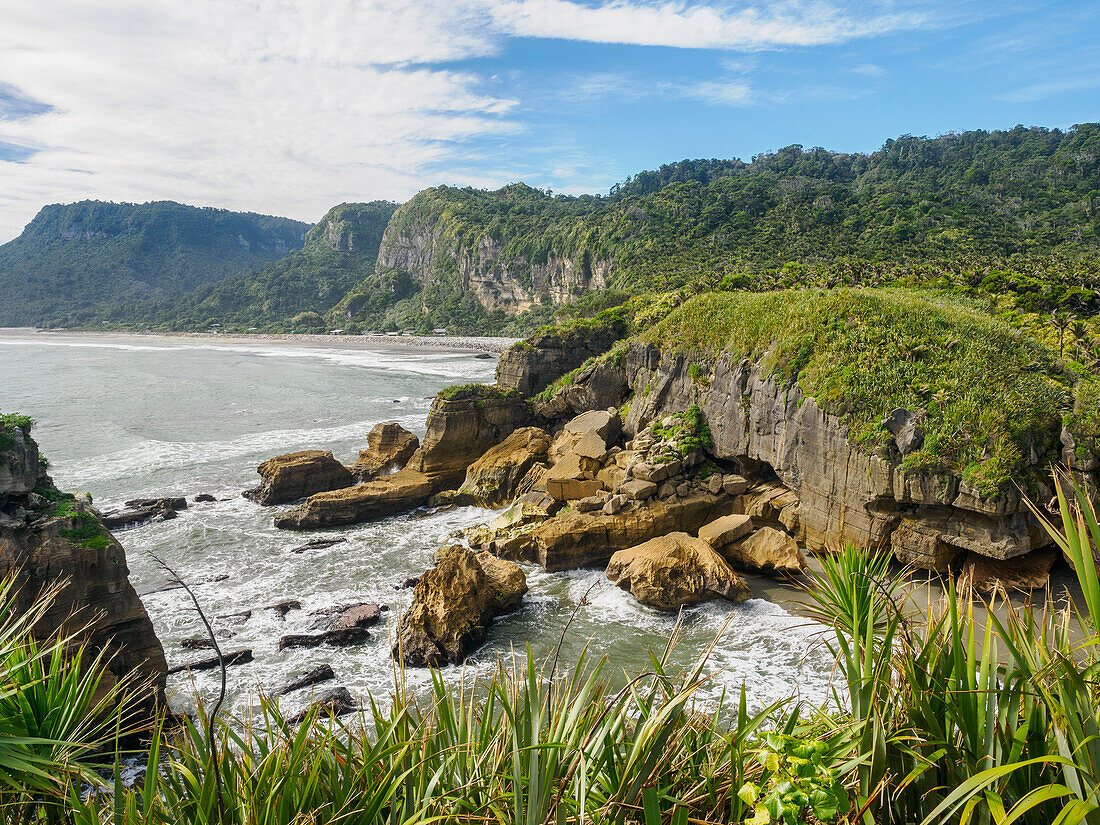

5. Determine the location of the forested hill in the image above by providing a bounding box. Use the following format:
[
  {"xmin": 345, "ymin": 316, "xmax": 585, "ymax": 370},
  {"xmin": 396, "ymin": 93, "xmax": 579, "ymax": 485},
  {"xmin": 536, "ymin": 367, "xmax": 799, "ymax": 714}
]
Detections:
[
  {"xmin": 3, "ymin": 124, "xmax": 1099, "ymax": 334},
  {"xmin": 0, "ymin": 201, "xmax": 310, "ymax": 327},
  {"xmin": 370, "ymin": 124, "xmax": 1100, "ymax": 320}
]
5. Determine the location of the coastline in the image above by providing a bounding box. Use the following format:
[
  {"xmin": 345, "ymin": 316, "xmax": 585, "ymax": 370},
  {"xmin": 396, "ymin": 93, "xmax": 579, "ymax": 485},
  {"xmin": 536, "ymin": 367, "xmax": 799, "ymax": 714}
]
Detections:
[{"xmin": 0, "ymin": 327, "xmax": 520, "ymax": 355}]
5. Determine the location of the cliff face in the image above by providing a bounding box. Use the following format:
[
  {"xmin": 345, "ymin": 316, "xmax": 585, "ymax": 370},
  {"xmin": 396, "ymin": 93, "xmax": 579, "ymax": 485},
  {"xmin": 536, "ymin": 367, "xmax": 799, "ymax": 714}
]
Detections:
[
  {"xmin": 514, "ymin": 336, "xmax": 1059, "ymax": 573},
  {"xmin": 0, "ymin": 423, "xmax": 166, "ymax": 705},
  {"xmin": 376, "ymin": 191, "xmax": 611, "ymax": 316}
]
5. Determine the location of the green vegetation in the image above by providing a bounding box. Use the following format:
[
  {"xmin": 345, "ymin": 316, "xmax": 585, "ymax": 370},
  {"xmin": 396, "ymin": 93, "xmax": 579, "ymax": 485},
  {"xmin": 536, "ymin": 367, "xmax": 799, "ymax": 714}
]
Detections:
[
  {"xmin": 437, "ymin": 383, "xmax": 521, "ymax": 402},
  {"xmin": 650, "ymin": 405, "xmax": 714, "ymax": 455},
  {"xmin": 0, "ymin": 200, "xmax": 309, "ymax": 327},
  {"xmin": 646, "ymin": 288, "xmax": 1070, "ymax": 495},
  {"xmin": 0, "ymin": 413, "xmax": 33, "ymax": 450},
  {"xmin": 14, "ymin": 479, "xmax": 1100, "ymax": 823}
]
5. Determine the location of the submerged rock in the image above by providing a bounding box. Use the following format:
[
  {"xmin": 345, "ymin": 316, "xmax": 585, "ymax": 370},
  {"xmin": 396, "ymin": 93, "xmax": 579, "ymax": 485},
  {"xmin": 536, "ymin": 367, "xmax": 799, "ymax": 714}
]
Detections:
[
  {"xmin": 606, "ymin": 532, "xmax": 751, "ymax": 611},
  {"xmin": 347, "ymin": 422, "xmax": 420, "ymax": 481},
  {"xmin": 102, "ymin": 497, "xmax": 187, "ymax": 528},
  {"xmin": 274, "ymin": 664, "xmax": 336, "ymax": 697},
  {"xmin": 394, "ymin": 545, "xmax": 527, "ymax": 667},
  {"xmin": 279, "ymin": 627, "xmax": 372, "ymax": 650},
  {"xmin": 308, "ymin": 602, "xmax": 382, "ymax": 632},
  {"xmin": 244, "ymin": 450, "xmax": 354, "ymax": 506},
  {"xmin": 289, "ymin": 686, "xmax": 356, "ymax": 723},
  {"xmin": 166, "ymin": 649, "xmax": 253, "ymax": 675},
  {"xmin": 289, "ymin": 537, "xmax": 348, "ymax": 554}
]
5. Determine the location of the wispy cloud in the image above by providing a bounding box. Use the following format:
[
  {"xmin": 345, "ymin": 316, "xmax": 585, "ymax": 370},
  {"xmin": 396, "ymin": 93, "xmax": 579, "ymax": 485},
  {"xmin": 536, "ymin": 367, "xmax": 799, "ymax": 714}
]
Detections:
[
  {"xmin": 850, "ymin": 63, "xmax": 885, "ymax": 76},
  {"xmin": 999, "ymin": 76, "xmax": 1100, "ymax": 104},
  {"xmin": 487, "ymin": 0, "xmax": 934, "ymax": 50}
]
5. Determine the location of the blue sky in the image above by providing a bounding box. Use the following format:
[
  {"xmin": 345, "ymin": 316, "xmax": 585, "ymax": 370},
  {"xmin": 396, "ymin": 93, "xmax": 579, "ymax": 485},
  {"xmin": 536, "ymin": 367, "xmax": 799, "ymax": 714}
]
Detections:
[{"xmin": 0, "ymin": 0, "xmax": 1097, "ymax": 241}]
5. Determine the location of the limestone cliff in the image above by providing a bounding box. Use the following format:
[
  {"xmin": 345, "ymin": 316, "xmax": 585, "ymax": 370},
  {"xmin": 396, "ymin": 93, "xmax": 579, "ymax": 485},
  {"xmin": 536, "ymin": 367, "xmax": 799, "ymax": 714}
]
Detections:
[
  {"xmin": 376, "ymin": 186, "xmax": 611, "ymax": 316},
  {"xmin": 0, "ymin": 420, "xmax": 166, "ymax": 705}
]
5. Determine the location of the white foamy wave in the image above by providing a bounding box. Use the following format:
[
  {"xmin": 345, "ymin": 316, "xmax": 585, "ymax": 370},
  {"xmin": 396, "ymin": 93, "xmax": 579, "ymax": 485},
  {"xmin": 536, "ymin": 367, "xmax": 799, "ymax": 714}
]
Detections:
[{"xmin": 59, "ymin": 415, "xmax": 428, "ymax": 490}]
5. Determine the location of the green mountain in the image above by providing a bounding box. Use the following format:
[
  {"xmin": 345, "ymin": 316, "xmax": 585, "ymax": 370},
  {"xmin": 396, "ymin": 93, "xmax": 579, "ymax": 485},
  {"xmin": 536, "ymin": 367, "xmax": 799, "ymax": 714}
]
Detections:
[
  {"xmin": 0, "ymin": 201, "xmax": 310, "ymax": 327},
  {"xmin": 130, "ymin": 201, "xmax": 398, "ymax": 331}
]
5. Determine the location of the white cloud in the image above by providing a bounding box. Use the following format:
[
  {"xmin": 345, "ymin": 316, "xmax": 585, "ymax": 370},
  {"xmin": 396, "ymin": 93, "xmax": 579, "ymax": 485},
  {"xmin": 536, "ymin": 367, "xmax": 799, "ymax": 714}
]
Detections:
[
  {"xmin": 679, "ymin": 79, "xmax": 754, "ymax": 106},
  {"xmin": 850, "ymin": 62, "xmax": 885, "ymax": 76},
  {"xmin": 487, "ymin": 0, "xmax": 932, "ymax": 50},
  {"xmin": 999, "ymin": 76, "xmax": 1100, "ymax": 104}
]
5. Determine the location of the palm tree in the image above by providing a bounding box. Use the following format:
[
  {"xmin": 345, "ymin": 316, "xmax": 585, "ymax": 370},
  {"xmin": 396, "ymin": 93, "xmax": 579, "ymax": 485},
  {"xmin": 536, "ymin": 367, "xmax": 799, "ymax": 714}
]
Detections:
[{"xmin": 1051, "ymin": 310, "xmax": 1071, "ymax": 357}]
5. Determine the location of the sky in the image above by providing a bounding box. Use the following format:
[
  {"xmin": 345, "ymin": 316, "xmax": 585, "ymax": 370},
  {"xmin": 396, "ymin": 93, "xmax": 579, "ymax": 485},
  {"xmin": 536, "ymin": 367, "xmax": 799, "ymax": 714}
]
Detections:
[{"xmin": 0, "ymin": 0, "xmax": 1097, "ymax": 242}]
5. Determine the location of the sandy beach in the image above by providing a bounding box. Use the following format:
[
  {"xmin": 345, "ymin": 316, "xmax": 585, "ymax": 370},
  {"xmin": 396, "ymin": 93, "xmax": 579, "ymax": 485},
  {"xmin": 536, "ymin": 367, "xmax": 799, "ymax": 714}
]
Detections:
[{"xmin": 0, "ymin": 327, "xmax": 520, "ymax": 354}]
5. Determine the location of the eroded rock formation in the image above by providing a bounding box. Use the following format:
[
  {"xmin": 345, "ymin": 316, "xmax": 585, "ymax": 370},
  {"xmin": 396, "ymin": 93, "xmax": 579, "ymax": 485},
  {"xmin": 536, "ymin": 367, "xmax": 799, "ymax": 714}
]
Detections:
[
  {"xmin": 347, "ymin": 422, "xmax": 419, "ymax": 481},
  {"xmin": 245, "ymin": 450, "xmax": 354, "ymax": 505}
]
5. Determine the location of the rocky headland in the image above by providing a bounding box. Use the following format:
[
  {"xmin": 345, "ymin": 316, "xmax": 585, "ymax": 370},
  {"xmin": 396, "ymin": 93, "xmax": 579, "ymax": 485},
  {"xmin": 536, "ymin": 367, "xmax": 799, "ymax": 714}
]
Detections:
[{"xmin": 0, "ymin": 416, "xmax": 167, "ymax": 710}]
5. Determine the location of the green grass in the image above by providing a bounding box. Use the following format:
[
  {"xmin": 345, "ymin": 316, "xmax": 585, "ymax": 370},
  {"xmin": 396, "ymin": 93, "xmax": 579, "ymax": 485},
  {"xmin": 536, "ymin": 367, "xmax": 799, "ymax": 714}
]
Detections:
[
  {"xmin": 438, "ymin": 383, "xmax": 522, "ymax": 402},
  {"xmin": 645, "ymin": 287, "xmax": 1072, "ymax": 496},
  {"xmin": 0, "ymin": 413, "xmax": 33, "ymax": 451}
]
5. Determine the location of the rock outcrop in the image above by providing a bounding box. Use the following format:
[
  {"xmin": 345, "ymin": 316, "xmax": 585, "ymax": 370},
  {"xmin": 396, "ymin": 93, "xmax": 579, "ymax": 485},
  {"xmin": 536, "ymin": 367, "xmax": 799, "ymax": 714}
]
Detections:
[
  {"xmin": 457, "ymin": 427, "xmax": 550, "ymax": 506},
  {"xmin": 101, "ymin": 496, "xmax": 187, "ymax": 528},
  {"xmin": 724, "ymin": 526, "xmax": 807, "ymax": 577},
  {"xmin": 245, "ymin": 450, "xmax": 354, "ymax": 505},
  {"xmin": 405, "ymin": 388, "xmax": 531, "ymax": 488},
  {"xmin": 394, "ymin": 546, "xmax": 527, "ymax": 667},
  {"xmin": 497, "ymin": 322, "xmax": 626, "ymax": 397},
  {"xmin": 606, "ymin": 532, "xmax": 751, "ymax": 611},
  {"xmin": 0, "ymin": 421, "xmax": 167, "ymax": 709},
  {"xmin": 347, "ymin": 422, "xmax": 419, "ymax": 481},
  {"xmin": 274, "ymin": 469, "xmax": 433, "ymax": 530}
]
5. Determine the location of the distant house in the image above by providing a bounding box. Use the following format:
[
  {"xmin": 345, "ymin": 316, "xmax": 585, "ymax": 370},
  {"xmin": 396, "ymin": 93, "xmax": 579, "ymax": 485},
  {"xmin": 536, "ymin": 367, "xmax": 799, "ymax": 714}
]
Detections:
[
  {"xmin": 432, "ymin": 328, "xmax": 447, "ymax": 335},
  {"xmin": 328, "ymin": 329, "xmax": 344, "ymax": 335},
  {"xmin": 401, "ymin": 330, "xmax": 415, "ymax": 336},
  {"xmin": 386, "ymin": 331, "xmax": 399, "ymax": 336}
]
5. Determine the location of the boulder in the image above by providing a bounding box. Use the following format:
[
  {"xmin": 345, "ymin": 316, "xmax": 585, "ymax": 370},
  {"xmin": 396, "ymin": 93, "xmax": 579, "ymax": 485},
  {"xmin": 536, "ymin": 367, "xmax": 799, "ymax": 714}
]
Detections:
[
  {"xmin": 289, "ymin": 537, "xmax": 348, "ymax": 554},
  {"xmin": 308, "ymin": 602, "xmax": 382, "ymax": 631},
  {"xmin": 602, "ymin": 493, "xmax": 628, "ymax": 515},
  {"xmin": 347, "ymin": 422, "xmax": 420, "ymax": 481},
  {"xmin": 882, "ymin": 408, "xmax": 925, "ymax": 456},
  {"xmin": 289, "ymin": 686, "xmax": 356, "ymax": 724},
  {"xmin": 575, "ymin": 493, "xmax": 609, "ymax": 512},
  {"xmin": 393, "ymin": 546, "xmax": 527, "ymax": 667},
  {"xmin": 545, "ymin": 452, "xmax": 603, "ymax": 502},
  {"xmin": 722, "ymin": 474, "xmax": 750, "ymax": 496},
  {"xmin": 456, "ymin": 427, "xmax": 550, "ymax": 506},
  {"xmin": 619, "ymin": 479, "xmax": 657, "ymax": 501},
  {"xmin": 960, "ymin": 548, "xmax": 1059, "ymax": 594},
  {"xmin": 605, "ymin": 533, "xmax": 751, "ymax": 611},
  {"xmin": 265, "ymin": 599, "xmax": 301, "ymax": 619},
  {"xmin": 573, "ymin": 429, "xmax": 609, "ymax": 461},
  {"xmin": 725, "ymin": 527, "xmax": 807, "ymax": 576},
  {"xmin": 167, "ymin": 649, "xmax": 252, "ymax": 675},
  {"xmin": 274, "ymin": 664, "xmax": 335, "ymax": 697},
  {"xmin": 497, "ymin": 490, "xmax": 737, "ymax": 570},
  {"xmin": 563, "ymin": 409, "xmax": 621, "ymax": 442},
  {"xmin": 279, "ymin": 627, "xmax": 372, "ymax": 650},
  {"xmin": 101, "ymin": 497, "xmax": 187, "ymax": 528},
  {"xmin": 194, "ymin": 494, "xmax": 217, "ymax": 503},
  {"xmin": 245, "ymin": 451, "xmax": 354, "ymax": 506},
  {"xmin": 274, "ymin": 469, "xmax": 434, "ymax": 529},
  {"xmin": 698, "ymin": 514, "xmax": 753, "ymax": 548}
]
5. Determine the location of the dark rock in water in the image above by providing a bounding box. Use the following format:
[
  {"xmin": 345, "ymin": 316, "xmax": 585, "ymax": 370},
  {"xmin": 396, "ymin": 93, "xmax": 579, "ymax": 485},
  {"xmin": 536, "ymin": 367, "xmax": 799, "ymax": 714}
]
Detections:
[
  {"xmin": 289, "ymin": 686, "xmax": 356, "ymax": 723},
  {"xmin": 167, "ymin": 649, "xmax": 253, "ymax": 675},
  {"xmin": 278, "ymin": 626, "xmax": 372, "ymax": 650},
  {"xmin": 308, "ymin": 602, "xmax": 381, "ymax": 631},
  {"xmin": 289, "ymin": 537, "xmax": 348, "ymax": 554},
  {"xmin": 138, "ymin": 574, "xmax": 228, "ymax": 598},
  {"xmin": 274, "ymin": 469, "xmax": 434, "ymax": 530},
  {"xmin": 216, "ymin": 609, "xmax": 251, "ymax": 624},
  {"xmin": 274, "ymin": 664, "xmax": 336, "ymax": 697},
  {"xmin": 194, "ymin": 494, "xmax": 217, "ymax": 503},
  {"xmin": 102, "ymin": 498, "xmax": 185, "ymax": 528},
  {"xmin": 475, "ymin": 353, "xmax": 493, "ymax": 360},
  {"xmin": 396, "ymin": 577, "xmax": 418, "ymax": 590},
  {"xmin": 244, "ymin": 450, "xmax": 354, "ymax": 506},
  {"xmin": 181, "ymin": 637, "xmax": 215, "ymax": 650},
  {"xmin": 265, "ymin": 600, "xmax": 301, "ymax": 619},
  {"xmin": 126, "ymin": 497, "xmax": 187, "ymax": 511}
]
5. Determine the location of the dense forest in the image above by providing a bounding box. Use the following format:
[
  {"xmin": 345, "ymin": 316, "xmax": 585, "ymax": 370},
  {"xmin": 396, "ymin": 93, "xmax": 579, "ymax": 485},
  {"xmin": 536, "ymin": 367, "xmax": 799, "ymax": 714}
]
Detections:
[
  {"xmin": 1, "ymin": 124, "xmax": 1098, "ymax": 333},
  {"xmin": 0, "ymin": 201, "xmax": 310, "ymax": 327}
]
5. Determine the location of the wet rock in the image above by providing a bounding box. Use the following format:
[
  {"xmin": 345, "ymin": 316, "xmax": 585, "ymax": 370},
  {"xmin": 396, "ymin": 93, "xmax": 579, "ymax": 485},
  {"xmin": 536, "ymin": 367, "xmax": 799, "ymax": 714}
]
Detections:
[
  {"xmin": 138, "ymin": 573, "xmax": 228, "ymax": 597},
  {"xmin": 265, "ymin": 600, "xmax": 301, "ymax": 619},
  {"xmin": 289, "ymin": 537, "xmax": 348, "ymax": 554},
  {"xmin": 244, "ymin": 450, "xmax": 354, "ymax": 506},
  {"xmin": 289, "ymin": 686, "xmax": 356, "ymax": 723},
  {"xmin": 180, "ymin": 637, "xmax": 215, "ymax": 650},
  {"xmin": 166, "ymin": 649, "xmax": 253, "ymax": 675},
  {"xmin": 274, "ymin": 664, "xmax": 336, "ymax": 697},
  {"xmin": 125, "ymin": 496, "xmax": 187, "ymax": 511},
  {"xmin": 216, "ymin": 610, "xmax": 252, "ymax": 624},
  {"xmin": 606, "ymin": 532, "xmax": 750, "ymax": 611},
  {"xmin": 393, "ymin": 546, "xmax": 527, "ymax": 667},
  {"xmin": 457, "ymin": 427, "xmax": 550, "ymax": 506},
  {"xmin": 308, "ymin": 602, "xmax": 382, "ymax": 632},
  {"xmin": 194, "ymin": 494, "xmax": 217, "ymax": 503},
  {"xmin": 274, "ymin": 469, "xmax": 434, "ymax": 530},
  {"xmin": 396, "ymin": 577, "xmax": 419, "ymax": 589},
  {"xmin": 347, "ymin": 422, "xmax": 420, "ymax": 481},
  {"xmin": 279, "ymin": 627, "xmax": 372, "ymax": 650},
  {"xmin": 725, "ymin": 527, "xmax": 807, "ymax": 576},
  {"xmin": 698, "ymin": 514, "xmax": 754, "ymax": 549},
  {"xmin": 960, "ymin": 548, "xmax": 1059, "ymax": 594},
  {"xmin": 102, "ymin": 498, "xmax": 185, "ymax": 528}
]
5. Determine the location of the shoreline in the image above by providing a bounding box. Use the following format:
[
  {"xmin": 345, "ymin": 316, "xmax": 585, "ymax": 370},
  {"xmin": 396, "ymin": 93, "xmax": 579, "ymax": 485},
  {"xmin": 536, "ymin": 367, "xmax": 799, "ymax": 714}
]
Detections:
[{"xmin": 0, "ymin": 327, "xmax": 520, "ymax": 354}]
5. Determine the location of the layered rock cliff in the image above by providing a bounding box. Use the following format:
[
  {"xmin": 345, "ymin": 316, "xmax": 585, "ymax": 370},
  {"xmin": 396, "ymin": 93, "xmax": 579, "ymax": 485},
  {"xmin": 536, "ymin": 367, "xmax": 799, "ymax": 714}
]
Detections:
[{"xmin": 0, "ymin": 420, "xmax": 166, "ymax": 706}]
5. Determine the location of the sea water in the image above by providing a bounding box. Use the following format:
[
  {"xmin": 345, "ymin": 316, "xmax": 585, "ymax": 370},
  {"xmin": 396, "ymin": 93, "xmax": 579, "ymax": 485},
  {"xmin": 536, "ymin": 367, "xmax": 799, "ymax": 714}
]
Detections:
[{"xmin": 0, "ymin": 331, "xmax": 835, "ymax": 719}]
